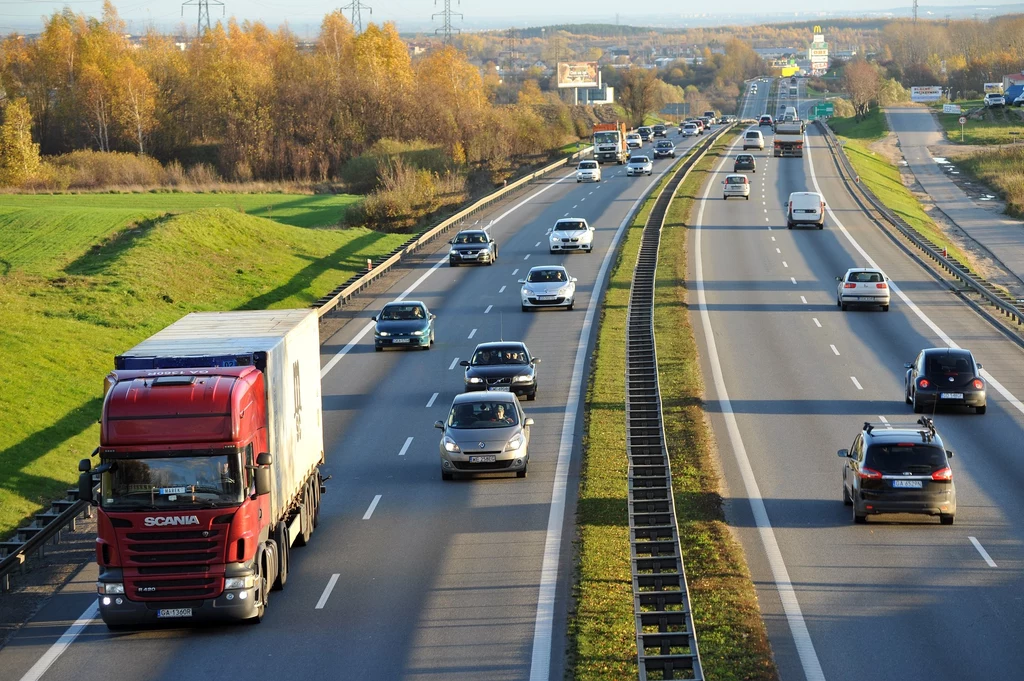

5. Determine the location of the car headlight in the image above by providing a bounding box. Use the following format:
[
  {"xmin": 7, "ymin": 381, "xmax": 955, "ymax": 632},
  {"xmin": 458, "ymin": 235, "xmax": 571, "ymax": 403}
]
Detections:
[
  {"xmin": 443, "ymin": 436, "xmax": 461, "ymax": 453},
  {"xmin": 225, "ymin": 575, "xmax": 255, "ymax": 590},
  {"xmin": 521, "ymin": 287, "xmax": 530, "ymax": 296},
  {"xmin": 97, "ymin": 582, "xmax": 125, "ymax": 595},
  {"xmin": 376, "ymin": 330, "xmax": 390, "ymax": 337},
  {"xmin": 467, "ymin": 376, "xmax": 483, "ymax": 384},
  {"xmin": 550, "ymin": 235, "xmax": 560, "ymax": 242},
  {"xmin": 449, "ymin": 249, "xmax": 459, "ymax": 256},
  {"xmin": 513, "ymin": 375, "xmax": 532, "ymax": 383},
  {"xmin": 411, "ymin": 329, "xmax": 425, "ymax": 336},
  {"xmin": 505, "ymin": 433, "xmax": 524, "ymax": 451}
]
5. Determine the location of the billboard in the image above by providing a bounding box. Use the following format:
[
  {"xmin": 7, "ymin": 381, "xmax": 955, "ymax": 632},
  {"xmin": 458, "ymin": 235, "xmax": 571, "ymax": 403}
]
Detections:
[
  {"xmin": 911, "ymin": 86, "xmax": 943, "ymax": 102},
  {"xmin": 984, "ymin": 82, "xmax": 1004, "ymax": 93},
  {"xmin": 557, "ymin": 62, "xmax": 599, "ymax": 89}
]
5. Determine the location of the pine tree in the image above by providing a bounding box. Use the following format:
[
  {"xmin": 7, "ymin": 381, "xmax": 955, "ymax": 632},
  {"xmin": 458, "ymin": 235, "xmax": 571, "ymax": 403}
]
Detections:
[{"xmin": 0, "ymin": 98, "xmax": 41, "ymax": 187}]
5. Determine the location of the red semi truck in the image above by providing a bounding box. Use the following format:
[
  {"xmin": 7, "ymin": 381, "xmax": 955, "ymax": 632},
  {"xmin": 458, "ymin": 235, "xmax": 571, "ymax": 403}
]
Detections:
[{"xmin": 78, "ymin": 309, "xmax": 325, "ymax": 627}]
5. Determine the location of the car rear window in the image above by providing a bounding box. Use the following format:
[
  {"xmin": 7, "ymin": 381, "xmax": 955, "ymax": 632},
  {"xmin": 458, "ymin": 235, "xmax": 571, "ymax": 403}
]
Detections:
[
  {"xmin": 737, "ymin": 155, "xmax": 753, "ymax": 162},
  {"xmin": 745, "ymin": 132, "xmax": 760, "ymax": 138},
  {"xmin": 926, "ymin": 353, "xmax": 974, "ymax": 376},
  {"xmin": 865, "ymin": 444, "xmax": 946, "ymax": 474},
  {"xmin": 726, "ymin": 176, "xmax": 747, "ymax": 184},
  {"xmin": 849, "ymin": 271, "xmax": 882, "ymax": 283}
]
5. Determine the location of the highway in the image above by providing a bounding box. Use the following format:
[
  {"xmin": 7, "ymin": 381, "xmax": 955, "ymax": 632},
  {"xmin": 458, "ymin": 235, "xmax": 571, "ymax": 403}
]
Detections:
[
  {"xmin": 0, "ymin": 132, "xmax": 705, "ymax": 681},
  {"xmin": 693, "ymin": 78, "xmax": 1024, "ymax": 681}
]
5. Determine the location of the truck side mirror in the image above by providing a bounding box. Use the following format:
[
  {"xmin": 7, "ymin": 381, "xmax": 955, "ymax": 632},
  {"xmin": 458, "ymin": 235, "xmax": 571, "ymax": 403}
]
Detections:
[
  {"xmin": 78, "ymin": 471, "xmax": 95, "ymax": 505},
  {"xmin": 253, "ymin": 452, "xmax": 272, "ymax": 496},
  {"xmin": 256, "ymin": 452, "xmax": 272, "ymax": 466},
  {"xmin": 79, "ymin": 458, "xmax": 92, "ymax": 472}
]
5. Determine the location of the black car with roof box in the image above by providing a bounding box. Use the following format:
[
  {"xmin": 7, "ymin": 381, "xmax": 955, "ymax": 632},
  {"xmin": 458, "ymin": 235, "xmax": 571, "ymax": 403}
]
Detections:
[
  {"xmin": 460, "ymin": 341, "xmax": 539, "ymax": 400},
  {"xmin": 839, "ymin": 418, "xmax": 957, "ymax": 524},
  {"xmin": 905, "ymin": 348, "xmax": 986, "ymax": 414}
]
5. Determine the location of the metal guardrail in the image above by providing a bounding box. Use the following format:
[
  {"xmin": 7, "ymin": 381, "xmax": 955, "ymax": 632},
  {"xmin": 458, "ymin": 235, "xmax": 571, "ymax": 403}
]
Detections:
[
  {"xmin": 314, "ymin": 146, "xmax": 594, "ymax": 317},
  {"xmin": 817, "ymin": 121, "xmax": 1023, "ymax": 327},
  {"xmin": 627, "ymin": 124, "xmax": 731, "ymax": 680}
]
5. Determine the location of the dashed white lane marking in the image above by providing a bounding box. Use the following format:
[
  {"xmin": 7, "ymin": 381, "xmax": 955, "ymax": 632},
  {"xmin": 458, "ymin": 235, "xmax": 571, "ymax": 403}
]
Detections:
[
  {"xmin": 315, "ymin": 574, "xmax": 341, "ymax": 610},
  {"xmin": 783, "ymin": 261, "xmax": 789, "ymax": 268},
  {"xmin": 850, "ymin": 376, "xmax": 863, "ymax": 390},
  {"xmin": 485, "ymin": 305, "xmax": 493, "ymax": 314},
  {"xmin": 468, "ymin": 328, "xmax": 477, "ymax": 339},
  {"xmin": 830, "ymin": 344, "xmax": 840, "ymax": 356},
  {"xmin": 512, "ymin": 269, "xmax": 519, "ymax": 276},
  {"xmin": 879, "ymin": 416, "xmax": 891, "ymax": 427},
  {"xmin": 813, "ymin": 318, "xmax": 822, "ymax": 328},
  {"xmin": 572, "ymin": 204, "xmax": 578, "ymax": 209},
  {"xmin": 535, "ymin": 242, "xmax": 541, "ymax": 247},
  {"xmin": 524, "ymin": 254, "xmax": 531, "ymax": 260},
  {"xmin": 426, "ymin": 392, "xmax": 439, "ymax": 408},
  {"xmin": 969, "ymin": 537, "xmax": 998, "ymax": 567},
  {"xmin": 362, "ymin": 495, "xmax": 382, "ymax": 520},
  {"xmin": 499, "ymin": 285, "xmax": 506, "ymax": 293},
  {"xmin": 448, "ymin": 357, "xmax": 459, "ymax": 370},
  {"xmin": 564, "ymin": 212, "xmax": 569, "ymax": 217},
  {"xmin": 580, "ymin": 198, "xmax": 586, "ymax": 202},
  {"xmin": 800, "ymin": 296, "xmax": 808, "ymax": 304},
  {"xmin": 790, "ymin": 277, "xmax": 797, "ymax": 285},
  {"xmin": 398, "ymin": 437, "xmax": 413, "ymax": 456},
  {"xmin": 771, "ymin": 236, "xmax": 776, "ymax": 242},
  {"xmin": 776, "ymin": 248, "xmax": 781, "ymax": 253}
]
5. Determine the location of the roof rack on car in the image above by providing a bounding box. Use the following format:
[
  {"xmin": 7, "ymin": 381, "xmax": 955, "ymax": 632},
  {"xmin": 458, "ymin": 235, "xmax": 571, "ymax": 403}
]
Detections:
[{"xmin": 863, "ymin": 417, "xmax": 936, "ymax": 441}]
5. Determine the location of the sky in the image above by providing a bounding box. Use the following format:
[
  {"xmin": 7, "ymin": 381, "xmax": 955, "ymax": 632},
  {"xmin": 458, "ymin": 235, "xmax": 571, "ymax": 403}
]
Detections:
[{"xmin": 1, "ymin": 0, "xmax": 1020, "ymax": 34}]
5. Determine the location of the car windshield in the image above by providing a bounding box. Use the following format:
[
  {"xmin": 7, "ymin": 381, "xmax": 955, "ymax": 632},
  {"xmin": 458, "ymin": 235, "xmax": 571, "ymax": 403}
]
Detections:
[
  {"xmin": 100, "ymin": 452, "xmax": 245, "ymax": 510},
  {"xmin": 453, "ymin": 232, "xmax": 487, "ymax": 244},
  {"xmin": 926, "ymin": 353, "xmax": 974, "ymax": 376},
  {"xmin": 555, "ymin": 221, "xmax": 585, "ymax": 232},
  {"xmin": 380, "ymin": 304, "xmax": 426, "ymax": 320},
  {"xmin": 865, "ymin": 444, "xmax": 946, "ymax": 474},
  {"xmin": 848, "ymin": 271, "xmax": 882, "ymax": 283},
  {"xmin": 631, "ymin": 157, "xmax": 650, "ymax": 163},
  {"xmin": 527, "ymin": 269, "xmax": 567, "ymax": 283},
  {"xmin": 578, "ymin": 161, "xmax": 597, "ymax": 169},
  {"xmin": 448, "ymin": 401, "xmax": 519, "ymax": 428},
  {"xmin": 594, "ymin": 132, "xmax": 618, "ymax": 144},
  {"xmin": 472, "ymin": 348, "xmax": 529, "ymax": 365},
  {"xmin": 657, "ymin": 142, "xmax": 672, "ymax": 148}
]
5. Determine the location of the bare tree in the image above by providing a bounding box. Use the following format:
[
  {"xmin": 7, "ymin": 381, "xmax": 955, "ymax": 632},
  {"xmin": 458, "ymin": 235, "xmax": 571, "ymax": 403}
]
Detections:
[
  {"xmin": 842, "ymin": 59, "xmax": 881, "ymax": 120},
  {"xmin": 617, "ymin": 67, "xmax": 660, "ymax": 127}
]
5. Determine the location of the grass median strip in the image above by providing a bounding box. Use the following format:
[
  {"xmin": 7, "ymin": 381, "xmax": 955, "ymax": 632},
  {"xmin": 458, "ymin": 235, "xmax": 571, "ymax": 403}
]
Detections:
[{"xmin": 569, "ymin": 131, "xmax": 778, "ymax": 681}]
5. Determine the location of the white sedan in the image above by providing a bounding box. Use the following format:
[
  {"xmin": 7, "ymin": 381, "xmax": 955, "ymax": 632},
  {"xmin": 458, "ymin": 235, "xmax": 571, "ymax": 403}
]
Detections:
[
  {"xmin": 520, "ymin": 265, "xmax": 577, "ymax": 311},
  {"xmin": 626, "ymin": 155, "xmax": 653, "ymax": 176},
  {"xmin": 680, "ymin": 123, "xmax": 699, "ymax": 137},
  {"xmin": 837, "ymin": 267, "xmax": 891, "ymax": 311},
  {"xmin": 575, "ymin": 159, "xmax": 602, "ymax": 183},
  {"xmin": 549, "ymin": 218, "xmax": 594, "ymax": 254}
]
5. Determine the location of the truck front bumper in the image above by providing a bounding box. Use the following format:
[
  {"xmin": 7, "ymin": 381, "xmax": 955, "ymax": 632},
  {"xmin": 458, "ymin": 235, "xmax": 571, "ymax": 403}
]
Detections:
[{"xmin": 98, "ymin": 588, "xmax": 259, "ymax": 626}]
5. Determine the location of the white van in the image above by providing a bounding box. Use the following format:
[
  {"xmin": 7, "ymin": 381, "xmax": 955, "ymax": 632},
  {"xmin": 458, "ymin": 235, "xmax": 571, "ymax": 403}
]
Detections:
[
  {"xmin": 787, "ymin": 191, "xmax": 826, "ymax": 229},
  {"xmin": 743, "ymin": 129, "xmax": 764, "ymax": 151},
  {"xmin": 783, "ymin": 106, "xmax": 798, "ymax": 122}
]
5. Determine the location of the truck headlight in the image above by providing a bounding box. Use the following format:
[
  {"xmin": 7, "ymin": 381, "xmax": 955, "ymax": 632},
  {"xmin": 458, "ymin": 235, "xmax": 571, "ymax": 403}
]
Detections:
[
  {"xmin": 225, "ymin": 575, "xmax": 255, "ymax": 590},
  {"xmin": 98, "ymin": 582, "xmax": 124, "ymax": 595},
  {"xmin": 443, "ymin": 436, "xmax": 461, "ymax": 453},
  {"xmin": 505, "ymin": 433, "xmax": 524, "ymax": 451}
]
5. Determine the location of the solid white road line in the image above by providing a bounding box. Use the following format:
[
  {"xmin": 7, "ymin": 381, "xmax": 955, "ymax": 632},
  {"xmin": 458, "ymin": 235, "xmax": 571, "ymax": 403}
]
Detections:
[
  {"xmin": 426, "ymin": 392, "xmax": 438, "ymax": 408},
  {"xmin": 16, "ymin": 601, "xmax": 98, "ymax": 681},
  {"xmin": 529, "ymin": 153, "xmax": 683, "ymax": 681},
  {"xmin": 830, "ymin": 344, "xmax": 840, "ymax": 356},
  {"xmin": 398, "ymin": 437, "xmax": 413, "ymax": 457},
  {"xmin": 315, "ymin": 574, "xmax": 341, "ymax": 610},
  {"xmin": 468, "ymin": 328, "xmax": 477, "ymax": 339},
  {"xmin": 362, "ymin": 495, "xmax": 382, "ymax": 520},
  {"xmin": 851, "ymin": 376, "xmax": 863, "ymax": 390},
  {"xmin": 969, "ymin": 536, "xmax": 998, "ymax": 567},
  {"xmin": 805, "ymin": 130, "xmax": 1024, "ymax": 417},
  {"xmin": 319, "ymin": 171, "xmax": 575, "ymax": 379},
  {"xmin": 813, "ymin": 318, "xmax": 822, "ymax": 328},
  {"xmin": 448, "ymin": 357, "xmax": 459, "ymax": 370},
  {"xmin": 485, "ymin": 305, "xmax": 493, "ymax": 314},
  {"xmin": 694, "ymin": 134, "xmax": 827, "ymax": 681},
  {"xmin": 499, "ymin": 285, "xmax": 506, "ymax": 293}
]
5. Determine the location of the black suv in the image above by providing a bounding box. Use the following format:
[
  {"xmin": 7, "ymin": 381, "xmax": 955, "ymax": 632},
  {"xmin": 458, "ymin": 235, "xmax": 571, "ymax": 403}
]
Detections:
[
  {"xmin": 733, "ymin": 154, "xmax": 756, "ymax": 172},
  {"xmin": 839, "ymin": 418, "xmax": 956, "ymax": 525},
  {"xmin": 461, "ymin": 341, "xmax": 539, "ymax": 400},
  {"xmin": 449, "ymin": 229, "xmax": 497, "ymax": 266},
  {"xmin": 652, "ymin": 124, "xmax": 668, "ymax": 138},
  {"xmin": 904, "ymin": 348, "xmax": 986, "ymax": 414}
]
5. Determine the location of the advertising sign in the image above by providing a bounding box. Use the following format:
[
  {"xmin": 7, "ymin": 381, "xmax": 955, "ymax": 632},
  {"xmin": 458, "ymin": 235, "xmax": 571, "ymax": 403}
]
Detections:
[
  {"xmin": 911, "ymin": 86, "xmax": 943, "ymax": 102},
  {"xmin": 943, "ymin": 104, "xmax": 962, "ymax": 114},
  {"xmin": 984, "ymin": 82, "xmax": 1004, "ymax": 93},
  {"xmin": 557, "ymin": 62, "xmax": 599, "ymax": 89},
  {"xmin": 809, "ymin": 48, "xmax": 829, "ymax": 57}
]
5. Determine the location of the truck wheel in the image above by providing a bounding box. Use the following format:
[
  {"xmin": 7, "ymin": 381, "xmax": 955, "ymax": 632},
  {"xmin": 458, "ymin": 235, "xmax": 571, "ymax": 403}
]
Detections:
[
  {"xmin": 252, "ymin": 552, "xmax": 270, "ymax": 622},
  {"xmin": 312, "ymin": 475, "xmax": 321, "ymax": 529},
  {"xmin": 295, "ymin": 487, "xmax": 312, "ymax": 546},
  {"xmin": 273, "ymin": 523, "xmax": 289, "ymax": 589}
]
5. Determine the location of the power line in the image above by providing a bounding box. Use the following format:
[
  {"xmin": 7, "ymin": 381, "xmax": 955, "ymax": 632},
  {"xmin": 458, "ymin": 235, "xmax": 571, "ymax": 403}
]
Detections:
[
  {"xmin": 912, "ymin": 0, "xmax": 918, "ymax": 23},
  {"xmin": 181, "ymin": 0, "xmax": 223, "ymax": 35},
  {"xmin": 432, "ymin": 0, "xmax": 461, "ymax": 45},
  {"xmin": 340, "ymin": 0, "xmax": 371, "ymax": 34},
  {"xmin": 501, "ymin": 27, "xmax": 521, "ymax": 75}
]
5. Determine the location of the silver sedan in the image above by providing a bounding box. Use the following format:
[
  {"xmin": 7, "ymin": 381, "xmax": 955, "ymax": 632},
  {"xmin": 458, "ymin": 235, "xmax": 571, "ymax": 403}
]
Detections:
[
  {"xmin": 435, "ymin": 392, "xmax": 533, "ymax": 480},
  {"xmin": 519, "ymin": 265, "xmax": 577, "ymax": 310}
]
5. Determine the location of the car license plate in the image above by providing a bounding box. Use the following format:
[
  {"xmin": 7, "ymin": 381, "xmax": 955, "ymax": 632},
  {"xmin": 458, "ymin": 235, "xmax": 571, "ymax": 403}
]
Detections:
[
  {"xmin": 538, "ymin": 296, "xmax": 556, "ymax": 301},
  {"xmin": 891, "ymin": 480, "xmax": 923, "ymax": 489},
  {"xmin": 487, "ymin": 386, "xmax": 510, "ymax": 391},
  {"xmin": 157, "ymin": 608, "xmax": 193, "ymax": 618},
  {"xmin": 469, "ymin": 455, "xmax": 496, "ymax": 463},
  {"xmin": 392, "ymin": 338, "xmax": 410, "ymax": 343},
  {"xmin": 940, "ymin": 392, "xmax": 964, "ymax": 399}
]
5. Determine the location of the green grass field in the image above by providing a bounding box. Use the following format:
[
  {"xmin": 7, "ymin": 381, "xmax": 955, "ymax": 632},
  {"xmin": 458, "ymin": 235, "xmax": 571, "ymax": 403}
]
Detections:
[
  {"xmin": 955, "ymin": 145, "xmax": 1024, "ymax": 218},
  {"xmin": 828, "ymin": 107, "xmax": 888, "ymax": 141},
  {"xmin": 934, "ymin": 103, "xmax": 1024, "ymax": 145},
  {"xmin": 0, "ymin": 193, "xmax": 406, "ymax": 540},
  {"xmin": 569, "ymin": 132, "xmax": 777, "ymax": 681}
]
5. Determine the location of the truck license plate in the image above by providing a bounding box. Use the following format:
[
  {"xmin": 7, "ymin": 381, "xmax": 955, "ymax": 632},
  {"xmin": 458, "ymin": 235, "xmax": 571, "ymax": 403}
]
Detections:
[
  {"xmin": 392, "ymin": 338, "xmax": 410, "ymax": 343},
  {"xmin": 157, "ymin": 608, "xmax": 193, "ymax": 618},
  {"xmin": 940, "ymin": 392, "xmax": 964, "ymax": 399},
  {"xmin": 469, "ymin": 455, "xmax": 496, "ymax": 463}
]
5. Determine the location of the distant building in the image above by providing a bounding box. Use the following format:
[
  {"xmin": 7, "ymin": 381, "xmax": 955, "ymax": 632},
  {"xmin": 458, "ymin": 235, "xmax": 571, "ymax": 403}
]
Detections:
[
  {"xmin": 1002, "ymin": 71, "xmax": 1024, "ymax": 90},
  {"xmin": 754, "ymin": 47, "xmax": 800, "ymax": 59},
  {"xmin": 579, "ymin": 85, "xmax": 614, "ymax": 105}
]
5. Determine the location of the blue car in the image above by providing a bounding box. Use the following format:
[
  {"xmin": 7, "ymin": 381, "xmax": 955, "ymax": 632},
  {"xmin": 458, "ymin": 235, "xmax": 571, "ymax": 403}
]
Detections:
[{"xmin": 373, "ymin": 300, "xmax": 435, "ymax": 351}]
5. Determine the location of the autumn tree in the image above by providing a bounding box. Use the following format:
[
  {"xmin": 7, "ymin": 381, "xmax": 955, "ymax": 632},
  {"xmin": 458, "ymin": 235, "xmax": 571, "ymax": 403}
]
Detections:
[
  {"xmin": 842, "ymin": 59, "xmax": 881, "ymax": 119},
  {"xmin": 618, "ymin": 67, "xmax": 660, "ymax": 127},
  {"xmin": 0, "ymin": 98, "xmax": 40, "ymax": 186}
]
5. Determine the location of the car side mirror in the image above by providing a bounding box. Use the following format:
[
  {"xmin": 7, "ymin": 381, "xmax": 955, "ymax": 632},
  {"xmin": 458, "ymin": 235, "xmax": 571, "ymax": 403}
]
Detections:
[
  {"xmin": 571, "ymin": 277, "xmax": 578, "ymax": 283},
  {"xmin": 946, "ymin": 450, "xmax": 954, "ymax": 458},
  {"xmin": 904, "ymin": 363, "xmax": 913, "ymax": 369},
  {"xmin": 518, "ymin": 279, "xmax": 526, "ymax": 284},
  {"xmin": 78, "ymin": 471, "xmax": 95, "ymax": 505},
  {"xmin": 430, "ymin": 314, "xmax": 436, "ymax": 320},
  {"xmin": 371, "ymin": 315, "xmax": 377, "ymax": 321},
  {"xmin": 532, "ymin": 358, "xmax": 541, "ymax": 364},
  {"xmin": 835, "ymin": 276, "xmax": 842, "ymax": 281},
  {"xmin": 434, "ymin": 420, "xmax": 444, "ymax": 429},
  {"xmin": 459, "ymin": 360, "xmax": 470, "ymax": 367},
  {"xmin": 448, "ymin": 238, "xmax": 454, "ymax": 244},
  {"xmin": 976, "ymin": 363, "xmax": 983, "ymax": 369},
  {"xmin": 524, "ymin": 418, "xmax": 535, "ymax": 426},
  {"xmin": 837, "ymin": 448, "xmax": 850, "ymax": 458}
]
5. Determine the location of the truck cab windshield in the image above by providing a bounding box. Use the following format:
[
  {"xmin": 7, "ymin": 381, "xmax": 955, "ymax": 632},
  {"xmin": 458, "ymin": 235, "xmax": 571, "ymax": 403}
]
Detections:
[
  {"xmin": 100, "ymin": 451, "xmax": 245, "ymax": 510},
  {"xmin": 594, "ymin": 131, "xmax": 619, "ymax": 145}
]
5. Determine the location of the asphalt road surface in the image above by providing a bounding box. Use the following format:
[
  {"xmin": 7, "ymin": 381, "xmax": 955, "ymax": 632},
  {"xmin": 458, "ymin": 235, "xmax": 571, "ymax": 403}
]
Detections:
[
  {"xmin": 692, "ymin": 112, "xmax": 1024, "ymax": 681},
  {"xmin": 0, "ymin": 131, "xmax": 705, "ymax": 681}
]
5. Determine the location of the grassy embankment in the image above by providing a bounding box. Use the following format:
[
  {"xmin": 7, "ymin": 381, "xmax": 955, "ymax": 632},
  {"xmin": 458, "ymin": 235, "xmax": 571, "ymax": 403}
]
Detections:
[
  {"xmin": 955, "ymin": 146, "xmax": 1024, "ymax": 218},
  {"xmin": 828, "ymin": 108, "xmax": 971, "ymax": 265},
  {"xmin": 569, "ymin": 131, "xmax": 777, "ymax": 681},
  {"xmin": 932, "ymin": 100, "xmax": 1024, "ymax": 146},
  {"xmin": 0, "ymin": 193, "xmax": 407, "ymax": 539}
]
